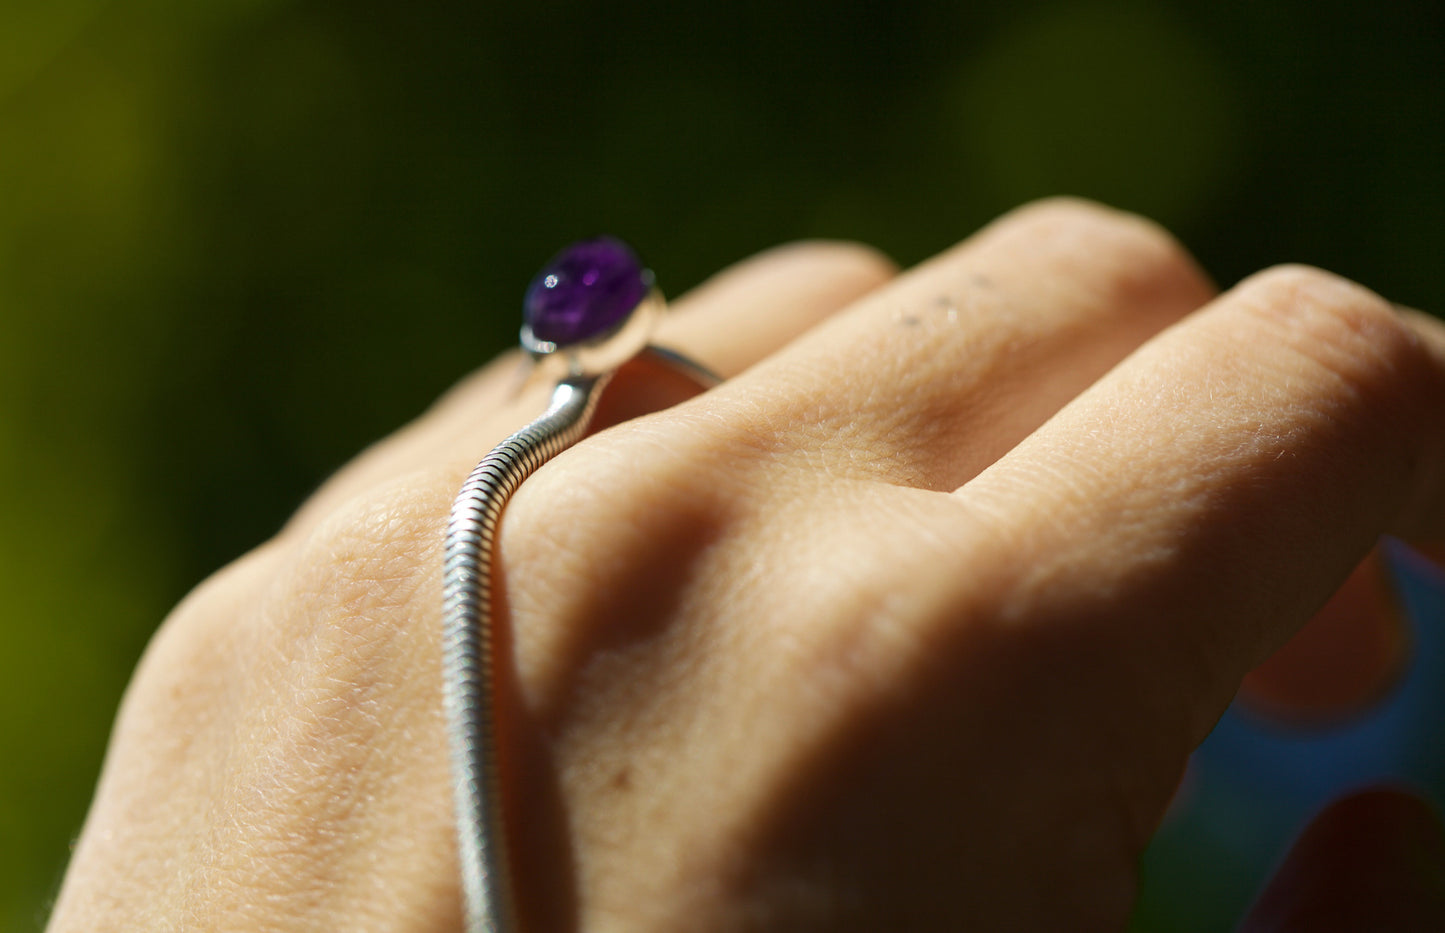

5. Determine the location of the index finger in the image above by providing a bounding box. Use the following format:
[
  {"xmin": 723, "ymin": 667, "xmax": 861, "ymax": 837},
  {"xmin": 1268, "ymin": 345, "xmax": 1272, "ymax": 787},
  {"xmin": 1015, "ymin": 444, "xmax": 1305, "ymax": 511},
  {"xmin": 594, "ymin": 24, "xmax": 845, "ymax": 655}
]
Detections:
[{"xmin": 950, "ymin": 266, "xmax": 1445, "ymax": 823}]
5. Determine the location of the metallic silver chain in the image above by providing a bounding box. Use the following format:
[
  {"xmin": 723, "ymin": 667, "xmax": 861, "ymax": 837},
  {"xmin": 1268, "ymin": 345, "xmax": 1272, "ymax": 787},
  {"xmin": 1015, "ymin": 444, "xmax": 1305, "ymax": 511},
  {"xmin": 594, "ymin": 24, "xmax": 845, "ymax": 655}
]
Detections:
[{"xmin": 441, "ymin": 374, "xmax": 607, "ymax": 933}]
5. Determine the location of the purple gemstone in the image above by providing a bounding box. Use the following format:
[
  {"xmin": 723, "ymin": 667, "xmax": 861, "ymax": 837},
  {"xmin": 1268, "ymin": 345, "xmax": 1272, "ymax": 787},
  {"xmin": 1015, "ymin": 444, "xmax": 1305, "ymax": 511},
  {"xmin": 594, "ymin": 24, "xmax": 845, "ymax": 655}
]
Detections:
[{"xmin": 523, "ymin": 237, "xmax": 648, "ymax": 346}]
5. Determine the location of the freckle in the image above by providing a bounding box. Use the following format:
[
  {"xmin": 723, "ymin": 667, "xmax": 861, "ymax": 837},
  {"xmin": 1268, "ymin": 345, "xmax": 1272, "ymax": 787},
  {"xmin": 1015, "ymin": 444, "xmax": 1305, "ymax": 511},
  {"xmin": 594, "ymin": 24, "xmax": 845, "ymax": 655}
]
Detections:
[
  {"xmin": 611, "ymin": 767, "xmax": 632, "ymax": 790},
  {"xmin": 970, "ymin": 274, "xmax": 993, "ymax": 288}
]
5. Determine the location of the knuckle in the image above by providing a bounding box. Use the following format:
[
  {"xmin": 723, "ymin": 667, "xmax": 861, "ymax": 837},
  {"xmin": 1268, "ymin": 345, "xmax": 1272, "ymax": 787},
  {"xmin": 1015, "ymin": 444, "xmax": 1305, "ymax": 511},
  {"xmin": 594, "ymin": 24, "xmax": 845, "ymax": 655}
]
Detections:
[
  {"xmin": 993, "ymin": 198, "xmax": 1213, "ymax": 311},
  {"xmin": 267, "ymin": 473, "xmax": 446, "ymax": 690},
  {"xmin": 1002, "ymin": 197, "xmax": 1172, "ymax": 253},
  {"xmin": 116, "ymin": 478, "xmax": 448, "ymax": 775},
  {"xmin": 122, "ymin": 548, "xmax": 281, "ymax": 727},
  {"xmin": 1233, "ymin": 264, "xmax": 1425, "ymax": 396},
  {"xmin": 291, "ymin": 472, "xmax": 443, "ymax": 621},
  {"xmin": 1237, "ymin": 263, "xmax": 1394, "ymax": 332},
  {"xmin": 1004, "ymin": 194, "xmax": 1117, "ymax": 223},
  {"xmin": 1228, "ymin": 264, "xmax": 1441, "ymax": 473}
]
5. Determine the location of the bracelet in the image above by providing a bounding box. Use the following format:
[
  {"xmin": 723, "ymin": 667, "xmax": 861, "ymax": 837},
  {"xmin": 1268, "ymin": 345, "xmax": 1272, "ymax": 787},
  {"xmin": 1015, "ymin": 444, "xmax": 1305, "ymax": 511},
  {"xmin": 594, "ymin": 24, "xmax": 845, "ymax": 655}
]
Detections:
[{"xmin": 442, "ymin": 237, "xmax": 717, "ymax": 932}]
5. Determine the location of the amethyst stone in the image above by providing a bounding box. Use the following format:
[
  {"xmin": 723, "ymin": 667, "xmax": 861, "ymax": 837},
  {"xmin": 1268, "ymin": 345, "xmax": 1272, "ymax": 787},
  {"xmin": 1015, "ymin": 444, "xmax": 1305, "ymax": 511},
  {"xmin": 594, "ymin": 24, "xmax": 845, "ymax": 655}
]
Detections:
[{"xmin": 523, "ymin": 237, "xmax": 649, "ymax": 346}]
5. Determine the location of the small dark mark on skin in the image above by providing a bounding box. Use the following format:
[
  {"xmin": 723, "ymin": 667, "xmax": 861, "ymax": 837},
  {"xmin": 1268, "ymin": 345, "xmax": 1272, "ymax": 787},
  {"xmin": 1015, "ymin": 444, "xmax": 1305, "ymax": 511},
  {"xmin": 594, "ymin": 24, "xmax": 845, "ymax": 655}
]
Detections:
[
  {"xmin": 611, "ymin": 767, "xmax": 632, "ymax": 790},
  {"xmin": 970, "ymin": 273, "xmax": 993, "ymax": 288},
  {"xmin": 898, "ymin": 314, "xmax": 921, "ymax": 326}
]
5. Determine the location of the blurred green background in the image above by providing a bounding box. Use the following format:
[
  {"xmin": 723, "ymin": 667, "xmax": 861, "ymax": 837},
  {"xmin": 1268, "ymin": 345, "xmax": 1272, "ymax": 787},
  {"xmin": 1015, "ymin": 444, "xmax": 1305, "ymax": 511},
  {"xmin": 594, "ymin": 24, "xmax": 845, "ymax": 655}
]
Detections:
[{"xmin": 1, "ymin": 0, "xmax": 1441, "ymax": 929}]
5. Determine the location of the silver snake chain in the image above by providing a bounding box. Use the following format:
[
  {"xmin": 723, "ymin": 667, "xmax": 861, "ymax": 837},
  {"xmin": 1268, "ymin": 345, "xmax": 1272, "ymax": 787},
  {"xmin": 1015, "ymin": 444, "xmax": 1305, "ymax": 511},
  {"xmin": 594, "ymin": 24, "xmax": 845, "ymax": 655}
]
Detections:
[
  {"xmin": 442, "ymin": 236, "xmax": 717, "ymax": 932},
  {"xmin": 442, "ymin": 373, "xmax": 605, "ymax": 933}
]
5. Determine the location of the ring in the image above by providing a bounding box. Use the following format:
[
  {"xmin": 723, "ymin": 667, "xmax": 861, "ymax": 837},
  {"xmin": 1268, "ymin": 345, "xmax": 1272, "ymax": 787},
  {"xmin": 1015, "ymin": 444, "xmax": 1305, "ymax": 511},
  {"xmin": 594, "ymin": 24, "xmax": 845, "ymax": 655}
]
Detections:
[{"xmin": 442, "ymin": 237, "xmax": 718, "ymax": 933}]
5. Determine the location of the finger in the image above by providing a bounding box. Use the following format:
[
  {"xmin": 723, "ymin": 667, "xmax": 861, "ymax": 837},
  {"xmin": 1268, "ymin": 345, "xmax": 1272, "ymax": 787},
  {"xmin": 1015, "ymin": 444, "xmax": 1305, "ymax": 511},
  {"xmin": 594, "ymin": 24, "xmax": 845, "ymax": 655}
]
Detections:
[
  {"xmin": 283, "ymin": 241, "xmax": 894, "ymax": 534},
  {"xmin": 949, "ymin": 267, "xmax": 1445, "ymax": 825},
  {"xmin": 1239, "ymin": 545, "xmax": 1411, "ymax": 721},
  {"xmin": 1241, "ymin": 309, "xmax": 1445, "ymax": 720},
  {"xmin": 1238, "ymin": 787, "xmax": 1445, "ymax": 932},
  {"xmin": 719, "ymin": 197, "xmax": 1215, "ymax": 492}
]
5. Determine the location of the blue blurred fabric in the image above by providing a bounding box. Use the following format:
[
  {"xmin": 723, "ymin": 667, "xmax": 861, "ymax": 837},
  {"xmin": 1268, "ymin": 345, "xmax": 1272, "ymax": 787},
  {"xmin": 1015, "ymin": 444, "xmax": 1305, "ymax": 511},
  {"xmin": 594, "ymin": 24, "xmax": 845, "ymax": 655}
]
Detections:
[{"xmin": 1136, "ymin": 541, "xmax": 1445, "ymax": 931}]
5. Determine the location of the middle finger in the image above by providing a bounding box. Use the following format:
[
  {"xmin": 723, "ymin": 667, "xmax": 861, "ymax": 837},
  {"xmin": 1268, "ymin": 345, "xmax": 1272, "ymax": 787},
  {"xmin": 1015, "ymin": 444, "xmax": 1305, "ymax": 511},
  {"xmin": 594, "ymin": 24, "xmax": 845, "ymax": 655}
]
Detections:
[{"xmin": 720, "ymin": 198, "xmax": 1215, "ymax": 492}]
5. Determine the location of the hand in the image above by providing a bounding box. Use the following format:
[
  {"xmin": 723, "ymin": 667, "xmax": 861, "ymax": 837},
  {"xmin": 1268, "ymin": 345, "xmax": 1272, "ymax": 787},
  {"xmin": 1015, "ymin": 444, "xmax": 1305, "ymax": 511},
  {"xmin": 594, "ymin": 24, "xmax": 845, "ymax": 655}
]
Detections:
[{"xmin": 47, "ymin": 199, "xmax": 1445, "ymax": 931}]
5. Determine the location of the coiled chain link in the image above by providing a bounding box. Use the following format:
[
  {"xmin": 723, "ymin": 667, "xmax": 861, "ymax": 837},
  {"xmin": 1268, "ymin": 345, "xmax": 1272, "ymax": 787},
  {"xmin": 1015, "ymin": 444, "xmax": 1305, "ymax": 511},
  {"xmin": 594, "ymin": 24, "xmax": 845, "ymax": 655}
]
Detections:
[{"xmin": 442, "ymin": 374, "xmax": 607, "ymax": 933}]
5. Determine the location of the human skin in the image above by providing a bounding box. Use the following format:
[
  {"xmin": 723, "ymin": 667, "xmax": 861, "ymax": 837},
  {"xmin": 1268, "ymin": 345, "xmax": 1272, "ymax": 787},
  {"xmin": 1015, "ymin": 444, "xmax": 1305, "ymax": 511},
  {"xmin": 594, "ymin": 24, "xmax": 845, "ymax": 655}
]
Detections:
[{"xmin": 46, "ymin": 199, "xmax": 1445, "ymax": 931}]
